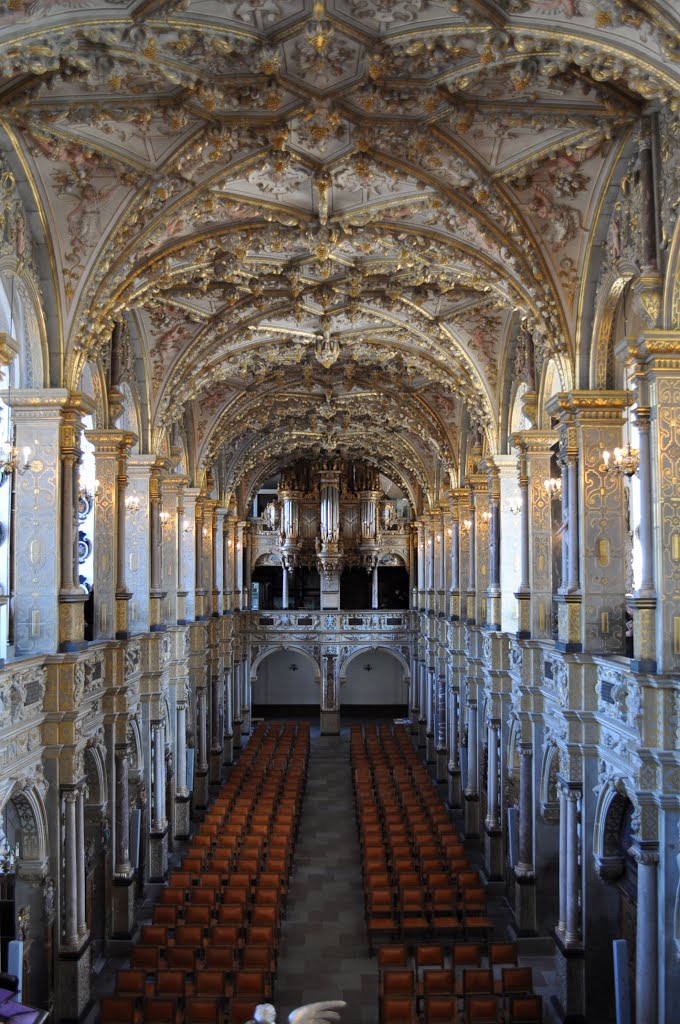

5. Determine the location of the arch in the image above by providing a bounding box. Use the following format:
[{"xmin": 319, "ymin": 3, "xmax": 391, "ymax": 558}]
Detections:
[
  {"xmin": 0, "ymin": 778, "xmax": 49, "ymax": 871},
  {"xmin": 254, "ymin": 553, "xmax": 282, "ymax": 568},
  {"xmin": 250, "ymin": 644, "xmax": 320, "ymax": 682},
  {"xmin": 538, "ymin": 358, "xmax": 567, "ymax": 429},
  {"xmin": 590, "ymin": 266, "xmax": 638, "ymax": 390},
  {"xmin": 663, "ymin": 191, "xmax": 680, "ymax": 330},
  {"xmin": 0, "ymin": 256, "xmax": 50, "ymax": 390},
  {"xmin": 79, "ymin": 359, "xmax": 108, "ymax": 430},
  {"xmin": 339, "ymin": 644, "xmax": 411, "ymax": 683},
  {"xmin": 593, "ymin": 777, "xmax": 638, "ymax": 880},
  {"xmin": 84, "ymin": 741, "xmax": 108, "ymax": 809},
  {"xmin": 539, "ymin": 743, "xmax": 560, "ymax": 821}
]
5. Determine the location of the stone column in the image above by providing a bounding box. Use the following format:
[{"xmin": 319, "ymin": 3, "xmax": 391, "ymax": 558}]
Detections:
[
  {"xmin": 160, "ymin": 476, "xmax": 180, "ymax": 626},
  {"xmin": 233, "ymin": 658, "xmax": 242, "ymax": 750},
  {"xmin": 76, "ymin": 786, "xmax": 87, "ymax": 938},
  {"xmin": 223, "ymin": 663, "xmax": 234, "ymax": 765},
  {"xmin": 513, "ymin": 742, "xmax": 537, "ymax": 935},
  {"xmin": 149, "ymin": 463, "xmax": 167, "ymax": 631},
  {"xmin": 195, "ymin": 686, "xmax": 209, "ymax": 808},
  {"xmin": 485, "ymin": 722, "xmax": 499, "ymax": 829},
  {"xmin": 465, "ymin": 699, "xmax": 478, "ymax": 798},
  {"xmin": 194, "ymin": 499, "xmax": 206, "ymax": 619},
  {"xmin": 565, "ymin": 787, "xmax": 581, "ymax": 945},
  {"xmin": 371, "ymin": 565, "xmax": 378, "ymax": 609},
  {"xmin": 549, "ymin": 392, "xmax": 630, "ymax": 653},
  {"xmin": 59, "ymin": 399, "xmax": 90, "ymax": 651},
  {"xmin": 512, "ymin": 431, "xmax": 557, "ymax": 640},
  {"xmin": 112, "ymin": 741, "xmax": 134, "ymax": 937},
  {"xmin": 149, "ymin": 721, "xmax": 168, "ymax": 881},
  {"xmin": 631, "ymin": 847, "xmax": 659, "ymax": 1024},
  {"xmin": 417, "ymin": 656, "xmax": 427, "ymax": 746},
  {"xmin": 465, "ymin": 491, "xmax": 476, "ymax": 623},
  {"xmin": 628, "ymin": 354, "xmax": 658, "ymax": 672},
  {"xmin": 85, "ymin": 430, "xmax": 136, "ymax": 640},
  {"xmin": 209, "ymin": 667, "xmax": 222, "ymax": 784},
  {"xmin": 214, "ymin": 507, "xmax": 226, "ymax": 616},
  {"xmin": 179, "ymin": 488, "xmax": 199, "ymax": 622},
  {"xmin": 126, "ymin": 456, "xmax": 156, "ymax": 635},
  {"xmin": 282, "ymin": 565, "xmax": 289, "ymax": 609},
  {"xmin": 416, "ymin": 519, "xmax": 426, "ymax": 610},
  {"xmin": 426, "ymin": 516, "xmax": 435, "ymax": 613},
  {"xmin": 486, "ymin": 463, "xmax": 501, "ymax": 629},
  {"xmin": 447, "ymin": 681, "xmax": 461, "ymax": 808},
  {"xmin": 224, "ymin": 514, "xmax": 236, "ymax": 613},
  {"xmin": 558, "ymin": 785, "xmax": 568, "ymax": 935},
  {"xmin": 62, "ymin": 789, "xmax": 79, "ymax": 948},
  {"xmin": 236, "ymin": 521, "xmax": 246, "ymax": 610},
  {"xmin": 9, "ymin": 390, "xmax": 69, "ymax": 654},
  {"xmin": 408, "ymin": 524, "xmax": 417, "ymax": 606},
  {"xmin": 449, "ymin": 491, "xmax": 460, "ymax": 620},
  {"xmin": 434, "ymin": 656, "xmax": 447, "ymax": 782}
]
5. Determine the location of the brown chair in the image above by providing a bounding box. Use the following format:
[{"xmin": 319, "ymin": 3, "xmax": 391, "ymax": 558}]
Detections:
[
  {"xmin": 462, "ymin": 969, "xmax": 494, "ymax": 998},
  {"xmin": 508, "ymin": 995, "xmax": 543, "ymax": 1023},
  {"xmin": 204, "ymin": 946, "xmax": 237, "ymax": 972},
  {"xmin": 377, "ymin": 945, "xmax": 409, "ymax": 971},
  {"xmin": 192, "ymin": 887, "xmax": 219, "ymax": 907},
  {"xmin": 165, "ymin": 946, "xmax": 197, "ymax": 971},
  {"xmin": 489, "ymin": 942, "xmax": 518, "ymax": 970},
  {"xmin": 241, "ymin": 945, "xmax": 276, "ymax": 975},
  {"xmin": 233, "ymin": 969, "xmax": 271, "ymax": 1000},
  {"xmin": 138, "ymin": 925, "xmax": 168, "ymax": 951},
  {"xmin": 159, "ymin": 886, "xmax": 188, "ymax": 906},
  {"xmin": 453, "ymin": 944, "xmax": 482, "ymax": 971},
  {"xmin": 380, "ymin": 995, "xmax": 418, "ymax": 1023},
  {"xmin": 152, "ymin": 904, "xmax": 179, "ymax": 927},
  {"xmin": 184, "ymin": 996, "xmax": 225, "ymax": 1023},
  {"xmin": 195, "ymin": 969, "xmax": 231, "ymax": 997},
  {"xmin": 421, "ymin": 969, "xmax": 455, "ymax": 998},
  {"xmin": 245, "ymin": 925, "xmax": 277, "ymax": 952},
  {"xmin": 141, "ymin": 997, "xmax": 181, "ymax": 1024},
  {"xmin": 414, "ymin": 945, "xmax": 445, "ymax": 977},
  {"xmin": 381, "ymin": 969, "xmax": 416, "ymax": 999},
  {"xmin": 155, "ymin": 971, "xmax": 186, "ymax": 999},
  {"xmin": 115, "ymin": 969, "xmax": 147, "ymax": 997},
  {"xmin": 501, "ymin": 967, "xmax": 534, "ymax": 998},
  {"xmin": 100, "ymin": 996, "xmax": 141, "ymax": 1024},
  {"xmin": 229, "ymin": 998, "xmax": 260, "ymax": 1024},
  {"xmin": 218, "ymin": 904, "xmax": 245, "ymax": 927},
  {"xmin": 423, "ymin": 996, "xmax": 458, "ymax": 1024},
  {"xmin": 186, "ymin": 904, "xmax": 213, "ymax": 927},
  {"xmin": 130, "ymin": 946, "xmax": 160, "ymax": 971},
  {"xmin": 465, "ymin": 996, "xmax": 500, "ymax": 1023},
  {"xmin": 175, "ymin": 924, "xmax": 205, "ymax": 948}
]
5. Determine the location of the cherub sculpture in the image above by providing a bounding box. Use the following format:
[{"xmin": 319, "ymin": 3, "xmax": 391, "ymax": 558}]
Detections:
[{"xmin": 248, "ymin": 1002, "xmax": 346, "ymax": 1024}]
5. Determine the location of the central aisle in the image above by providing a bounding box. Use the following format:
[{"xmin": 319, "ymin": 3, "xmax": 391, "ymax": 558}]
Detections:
[{"xmin": 274, "ymin": 728, "xmax": 378, "ymax": 1023}]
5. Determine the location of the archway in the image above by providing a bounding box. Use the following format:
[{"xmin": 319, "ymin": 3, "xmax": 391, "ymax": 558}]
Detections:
[
  {"xmin": 339, "ymin": 646, "xmax": 409, "ymax": 713},
  {"xmin": 251, "ymin": 646, "xmax": 320, "ymax": 709}
]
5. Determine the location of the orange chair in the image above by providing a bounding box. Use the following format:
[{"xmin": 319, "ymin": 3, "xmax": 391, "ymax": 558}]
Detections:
[
  {"xmin": 453, "ymin": 944, "xmax": 482, "ymax": 971},
  {"xmin": 421, "ymin": 969, "xmax": 455, "ymax": 998},
  {"xmin": 423, "ymin": 996, "xmax": 458, "ymax": 1024},
  {"xmin": 245, "ymin": 924, "xmax": 277, "ymax": 951},
  {"xmin": 233, "ymin": 969, "xmax": 271, "ymax": 1000},
  {"xmin": 501, "ymin": 967, "xmax": 533, "ymax": 998},
  {"xmin": 210, "ymin": 924, "xmax": 242, "ymax": 949},
  {"xmin": 229, "ymin": 998, "xmax": 260, "ymax": 1024},
  {"xmin": 377, "ymin": 945, "xmax": 409, "ymax": 971},
  {"xmin": 185, "ymin": 904, "xmax": 213, "ymax": 928},
  {"xmin": 100, "ymin": 996, "xmax": 141, "ymax": 1023},
  {"xmin": 175, "ymin": 924, "xmax": 205, "ymax": 948},
  {"xmin": 465, "ymin": 996, "xmax": 500, "ymax": 1023},
  {"xmin": 489, "ymin": 942, "xmax": 518, "ymax": 970},
  {"xmin": 138, "ymin": 925, "xmax": 168, "ymax": 952},
  {"xmin": 462, "ymin": 969, "xmax": 494, "ymax": 998},
  {"xmin": 218, "ymin": 903, "xmax": 245, "ymax": 928},
  {"xmin": 141, "ymin": 997, "xmax": 181, "ymax": 1024},
  {"xmin": 155, "ymin": 971, "xmax": 186, "ymax": 998},
  {"xmin": 115, "ymin": 969, "xmax": 147, "ymax": 997},
  {"xmin": 130, "ymin": 946, "xmax": 160, "ymax": 971},
  {"xmin": 380, "ymin": 995, "xmax": 418, "ymax": 1023},
  {"xmin": 195, "ymin": 969, "xmax": 231, "ymax": 997},
  {"xmin": 152, "ymin": 904, "xmax": 179, "ymax": 927},
  {"xmin": 159, "ymin": 886, "xmax": 188, "ymax": 906},
  {"xmin": 192, "ymin": 887, "xmax": 219, "ymax": 907},
  {"xmin": 381, "ymin": 969, "xmax": 415, "ymax": 999},
  {"xmin": 508, "ymin": 995, "xmax": 543, "ymax": 1023},
  {"xmin": 241, "ymin": 945, "xmax": 276, "ymax": 975},
  {"xmin": 414, "ymin": 945, "xmax": 445, "ymax": 977},
  {"xmin": 184, "ymin": 997, "xmax": 225, "ymax": 1023},
  {"xmin": 204, "ymin": 946, "xmax": 237, "ymax": 972},
  {"xmin": 165, "ymin": 947, "xmax": 197, "ymax": 971}
]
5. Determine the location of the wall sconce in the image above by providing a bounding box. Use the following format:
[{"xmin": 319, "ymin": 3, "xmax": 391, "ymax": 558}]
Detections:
[
  {"xmin": 461, "ymin": 518, "xmax": 472, "ymax": 533},
  {"xmin": 506, "ymin": 497, "xmax": 522, "ymax": 516},
  {"xmin": 182, "ymin": 518, "xmax": 190, "ymax": 534},
  {"xmin": 363, "ymin": 663, "xmax": 374, "ymax": 672},
  {"xmin": 447, "ymin": 527, "xmax": 452, "ymax": 538},
  {"xmin": 202, "ymin": 527, "xmax": 209, "ymax": 537},
  {"xmin": 543, "ymin": 477, "xmax": 562, "ymax": 499},
  {"xmin": 159, "ymin": 509, "xmax": 171, "ymax": 526},
  {"xmin": 288, "ymin": 663, "xmax": 299, "ymax": 672},
  {"xmin": 125, "ymin": 489, "xmax": 141, "ymax": 515},
  {"xmin": 482, "ymin": 510, "xmax": 492, "ymax": 522},
  {"xmin": 0, "ymin": 442, "xmax": 32, "ymax": 485}
]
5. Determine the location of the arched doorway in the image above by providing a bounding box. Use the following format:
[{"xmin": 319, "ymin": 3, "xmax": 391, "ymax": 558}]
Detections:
[
  {"xmin": 251, "ymin": 647, "xmax": 320, "ymax": 712},
  {"xmin": 339, "ymin": 647, "xmax": 409, "ymax": 716}
]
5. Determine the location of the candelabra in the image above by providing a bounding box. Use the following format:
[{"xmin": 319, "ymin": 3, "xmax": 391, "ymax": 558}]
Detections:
[
  {"xmin": 602, "ymin": 442, "xmax": 639, "ymax": 478},
  {"xmin": 0, "ymin": 440, "xmax": 32, "ymax": 485},
  {"xmin": 544, "ymin": 477, "xmax": 562, "ymax": 499}
]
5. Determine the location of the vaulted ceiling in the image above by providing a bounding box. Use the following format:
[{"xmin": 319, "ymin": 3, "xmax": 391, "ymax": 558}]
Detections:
[{"xmin": 0, "ymin": 0, "xmax": 678, "ymax": 505}]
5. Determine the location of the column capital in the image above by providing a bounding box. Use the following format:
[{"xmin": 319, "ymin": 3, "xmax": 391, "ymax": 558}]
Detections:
[
  {"xmin": 628, "ymin": 844, "xmax": 659, "ymax": 866},
  {"xmin": 85, "ymin": 428, "xmax": 137, "ymax": 456},
  {"xmin": 512, "ymin": 428, "xmax": 559, "ymax": 454},
  {"xmin": 0, "ymin": 330, "xmax": 19, "ymax": 366}
]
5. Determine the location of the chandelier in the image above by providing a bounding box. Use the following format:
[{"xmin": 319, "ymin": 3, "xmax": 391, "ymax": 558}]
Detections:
[
  {"xmin": 544, "ymin": 477, "xmax": 562, "ymax": 499},
  {"xmin": 0, "ymin": 375, "xmax": 32, "ymax": 485},
  {"xmin": 602, "ymin": 442, "xmax": 639, "ymax": 478},
  {"xmin": 125, "ymin": 489, "xmax": 141, "ymax": 515}
]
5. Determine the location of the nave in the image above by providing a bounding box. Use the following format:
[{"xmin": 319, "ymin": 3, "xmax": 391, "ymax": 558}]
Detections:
[{"xmin": 92, "ymin": 717, "xmax": 556, "ymax": 1024}]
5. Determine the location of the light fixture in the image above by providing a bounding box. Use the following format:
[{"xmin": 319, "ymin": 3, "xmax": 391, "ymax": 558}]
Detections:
[
  {"xmin": 544, "ymin": 477, "xmax": 562, "ymax": 499},
  {"xmin": 182, "ymin": 518, "xmax": 190, "ymax": 534},
  {"xmin": 363, "ymin": 663, "xmax": 374, "ymax": 672},
  {"xmin": 125, "ymin": 489, "xmax": 141, "ymax": 515},
  {"xmin": 0, "ymin": 839, "xmax": 16, "ymax": 876},
  {"xmin": 602, "ymin": 441, "xmax": 639, "ymax": 478},
  {"xmin": 482, "ymin": 510, "xmax": 492, "ymax": 522},
  {"xmin": 0, "ymin": 354, "xmax": 32, "ymax": 485},
  {"xmin": 289, "ymin": 663, "xmax": 299, "ymax": 673},
  {"xmin": 506, "ymin": 497, "xmax": 522, "ymax": 517},
  {"xmin": 462, "ymin": 518, "xmax": 472, "ymax": 532},
  {"xmin": 159, "ymin": 509, "xmax": 171, "ymax": 526}
]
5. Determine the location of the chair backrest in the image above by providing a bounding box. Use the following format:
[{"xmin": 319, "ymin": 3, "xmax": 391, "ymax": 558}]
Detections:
[
  {"xmin": 184, "ymin": 997, "xmax": 222, "ymax": 1024},
  {"xmin": 454, "ymin": 944, "xmax": 483, "ymax": 968},
  {"xmin": 241, "ymin": 946, "xmax": 274, "ymax": 972},
  {"xmin": 423, "ymin": 969, "xmax": 455, "ymax": 996},
  {"xmin": 175, "ymin": 924, "xmax": 203, "ymax": 947},
  {"xmin": 185, "ymin": 905, "xmax": 212, "ymax": 927},
  {"xmin": 139, "ymin": 925, "xmax": 167, "ymax": 947},
  {"xmin": 489, "ymin": 943, "xmax": 518, "ymax": 967},
  {"xmin": 381, "ymin": 995, "xmax": 415, "ymax": 1023},
  {"xmin": 156, "ymin": 970, "xmax": 185, "ymax": 996},
  {"xmin": 415, "ymin": 946, "xmax": 445, "ymax": 970},
  {"xmin": 116, "ymin": 969, "xmax": 146, "ymax": 995},
  {"xmin": 234, "ymin": 970, "xmax": 268, "ymax": 995},
  {"xmin": 195, "ymin": 970, "xmax": 227, "ymax": 996},
  {"xmin": 501, "ymin": 967, "xmax": 533, "ymax": 995},
  {"xmin": 130, "ymin": 946, "xmax": 159, "ymax": 970},
  {"xmin": 165, "ymin": 946, "xmax": 196, "ymax": 971},
  {"xmin": 377, "ymin": 945, "xmax": 408, "ymax": 969},
  {"xmin": 465, "ymin": 996, "xmax": 499, "ymax": 1023},
  {"xmin": 462, "ymin": 969, "xmax": 494, "ymax": 996},
  {"xmin": 142, "ymin": 998, "xmax": 179, "ymax": 1023},
  {"xmin": 424, "ymin": 996, "xmax": 457, "ymax": 1023},
  {"xmin": 383, "ymin": 970, "xmax": 415, "ymax": 996},
  {"xmin": 100, "ymin": 996, "xmax": 138, "ymax": 1024},
  {"xmin": 229, "ymin": 998, "xmax": 260, "ymax": 1024},
  {"xmin": 508, "ymin": 995, "xmax": 543, "ymax": 1023},
  {"xmin": 210, "ymin": 924, "xmax": 240, "ymax": 947}
]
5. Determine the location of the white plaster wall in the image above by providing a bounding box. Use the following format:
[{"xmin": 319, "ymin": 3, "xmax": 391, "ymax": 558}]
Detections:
[
  {"xmin": 252, "ymin": 649, "xmax": 319, "ymax": 704},
  {"xmin": 341, "ymin": 650, "xmax": 407, "ymax": 705}
]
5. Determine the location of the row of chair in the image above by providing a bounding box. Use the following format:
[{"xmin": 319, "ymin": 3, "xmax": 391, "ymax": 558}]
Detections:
[
  {"xmin": 351, "ymin": 724, "xmax": 492, "ymax": 951},
  {"xmin": 101, "ymin": 721, "xmax": 310, "ymax": 1024}
]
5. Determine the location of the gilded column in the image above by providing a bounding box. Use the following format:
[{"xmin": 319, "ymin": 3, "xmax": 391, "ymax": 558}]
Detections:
[{"xmin": 512, "ymin": 431, "xmax": 557, "ymax": 640}]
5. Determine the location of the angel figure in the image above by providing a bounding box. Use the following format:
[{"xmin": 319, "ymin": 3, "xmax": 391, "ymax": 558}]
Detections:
[{"xmin": 248, "ymin": 1003, "xmax": 346, "ymax": 1024}]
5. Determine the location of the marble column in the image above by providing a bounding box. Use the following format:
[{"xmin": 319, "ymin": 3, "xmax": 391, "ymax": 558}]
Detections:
[
  {"xmin": 149, "ymin": 721, "xmax": 168, "ymax": 881},
  {"xmin": 112, "ymin": 742, "xmax": 134, "ymax": 937},
  {"xmin": 627, "ymin": 366, "xmax": 657, "ymax": 671},
  {"xmin": 179, "ymin": 487, "xmax": 199, "ymax": 623},
  {"xmin": 631, "ymin": 847, "xmax": 659, "ymax": 1024},
  {"xmin": 558, "ymin": 785, "xmax": 568, "ymax": 935},
  {"xmin": 223, "ymin": 663, "xmax": 234, "ymax": 764},
  {"xmin": 465, "ymin": 701, "xmax": 478, "ymax": 797},
  {"xmin": 282, "ymin": 565, "xmax": 289, "ymax": 609},
  {"xmin": 565, "ymin": 788, "xmax": 581, "ymax": 945},
  {"xmin": 114, "ymin": 746, "xmax": 132, "ymax": 878},
  {"xmin": 126, "ymin": 456, "xmax": 156, "ymax": 635},
  {"xmin": 416, "ymin": 520, "xmax": 426, "ymax": 610},
  {"xmin": 76, "ymin": 787, "xmax": 87, "ymax": 938},
  {"xmin": 213, "ymin": 507, "xmax": 226, "ymax": 616},
  {"xmin": 447, "ymin": 683, "xmax": 461, "ymax": 808},
  {"xmin": 417, "ymin": 658, "xmax": 427, "ymax": 746},
  {"xmin": 434, "ymin": 661, "xmax": 447, "ymax": 782},
  {"xmin": 371, "ymin": 565, "xmax": 378, "ymax": 609},
  {"xmin": 486, "ymin": 463, "xmax": 501, "ymax": 629},
  {"xmin": 465, "ymin": 494, "xmax": 476, "ymax": 623},
  {"xmin": 59, "ymin": 399, "xmax": 90, "ymax": 651},
  {"xmin": 512, "ymin": 431, "xmax": 557, "ymax": 640},
  {"xmin": 149, "ymin": 464, "xmax": 167, "ymax": 631},
  {"xmin": 236, "ymin": 521, "xmax": 246, "ymax": 610},
  {"xmin": 209, "ymin": 668, "xmax": 222, "ymax": 784},
  {"xmin": 449, "ymin": 491, "xmax": 460, "ymax": 620},
  {"xmin": 517, "ymin": 745, "xmax": 533, "ymax": 875},
  {"xmin": 485, "ymin": 722, "xmax": 500, "ymax": 829},
  {"xmin": 233, "ymin": 659, "xmax": 242, "ymax": 749},
  {"xmin": 62, "ymin": 789, "xmax": 79, "ymax": 948}
]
